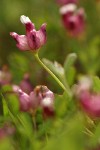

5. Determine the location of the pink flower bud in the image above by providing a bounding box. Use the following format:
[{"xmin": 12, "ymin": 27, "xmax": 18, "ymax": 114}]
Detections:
[
  {"xmin": 20, "ymin": 73, "xmax": 33, "ymax": 94},
  {"xmin": 30, "ymin": 85, "xmax": 55, "ymax": 117},
  {"xmin": 56, "ymin": 0, "xmax": 78, "ymax": 6},
  {"xmin": 18, "ymin": 89, "xmax": 31, "ymax": 112},
  {"xmin": 10, "ymin": 15, "xmax": 47, "ymax": 52},
  {"xmin": 60, "ymin": 4, "xmax": 85, "ymax": 36}
]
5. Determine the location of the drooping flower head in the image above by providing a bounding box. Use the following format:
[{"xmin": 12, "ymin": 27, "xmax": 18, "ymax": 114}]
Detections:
[
  {"xmin": 60, "ymin": 4, "xmax": 85, "ymax": 36},
  {"xmin": 10, "ymin": 15, "xmax": 47, "ymax": 52},
  {"xmin": 56, "ymin": 0, "xmax": 78, "ymax": 6}
]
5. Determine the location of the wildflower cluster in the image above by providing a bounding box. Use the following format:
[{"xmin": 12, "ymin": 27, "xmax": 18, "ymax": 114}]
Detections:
[{"xmin": 0, "ymin": 2, "xmax": 100, "ymax": 148}]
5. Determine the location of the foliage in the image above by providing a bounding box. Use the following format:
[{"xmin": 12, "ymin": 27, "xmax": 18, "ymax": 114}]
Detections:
[{"xmin": 0, "ymin": 0, "xmax": 100, "ymax": 150}]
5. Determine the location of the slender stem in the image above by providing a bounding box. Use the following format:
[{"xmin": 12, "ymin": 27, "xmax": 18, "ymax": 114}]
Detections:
[
  {"xmin": 34, "ymin": 53, "xmax": 69, "ymax": 95},
  {"xmin": 61, "ymin": 75, "xmax": 72, "ymax": 97}
]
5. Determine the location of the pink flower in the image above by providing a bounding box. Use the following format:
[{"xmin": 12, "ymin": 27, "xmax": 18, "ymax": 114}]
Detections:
[
  {"xmin": 30, "ymin": 85, "xmax": 55, "ymax": 118},
  {"xmin": 56, "ymin": 0, "xmax": 77, "ymax": 6},
  {"xmin": 0, "ymin": 124, "xmax": 15, "ymax": 139},
  {"xmin": 13, "ymin": 85, "xmax": 54, "ymax": 116},
  {"xmin": 75, "ymin": 77, "xmax": 100, "ymax": 118},
  {"xmin": 10, "ymin": 15, "xmax": 47, "ymax": 52},
  {"xmin": 20, "ymin": 73, "xmax": 33, "ymax": 94},
  {"xmin": 79, "ymin": 91, "xmax": 100, "ymax": 118},
  {"xmin": 60, "ymin": 4, "xmax": 85, "ymax": 36},
  {"xmin": 18, "ymin": 89, "xmax": 32, "ymax": 112}
]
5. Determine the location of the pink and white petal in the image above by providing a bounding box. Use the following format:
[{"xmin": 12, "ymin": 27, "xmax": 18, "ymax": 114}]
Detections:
[
  {"xmin": 36, "ymin": 23, "xmax": 47, "ymax": 47},
  {"xmin": 16, "ymin": 35, "xmax": 31, "ymax": 50},
  {"xmin": 20, "ymin": 15, "xmax": 35, "ymax": 32},
  {"xmin": 10, "ymin": 32, "xmax": 30, "ymax": 50},
  {"xmin": 27, "ymin": 30, "xmax": 39, "ymax": 50}
]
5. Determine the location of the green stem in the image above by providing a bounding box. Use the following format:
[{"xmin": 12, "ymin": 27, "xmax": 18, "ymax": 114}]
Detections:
[
  {"xmin": 61, "ymin": 75, "xmax": 72, "ymax": 97},
  {"xmin": 34, "ymin": 53, "xmax": 69, "ymax": 94}
]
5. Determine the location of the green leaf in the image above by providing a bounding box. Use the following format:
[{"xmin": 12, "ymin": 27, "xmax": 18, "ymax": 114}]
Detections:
[
  {"xmin": 1, "ymin": 85, "xmax": 19, "ymax": 115},
  {"xmin": 7, "ymin": 94, "xmax": 19, "ymax": 115},
  {"xmin": 64, "ymin": 53, "xmax": 77, "ymax": 76},
  {"xmin": 89, "ymin": 122, "xmax": 100, "ymax": 148},
  {"xmin": 65, "ymin": 67, "xmax": 76, "ymax": 86},
  {"xmin": 44, "ymin": 113, "xmax": 86, "ymax": 150},
  {"xmin": 2, "ymin": 96, "xmax": 9, "ymax": 116},
  {"xmin": 42, "ymin": 58, "xmax": 64, "ymax": 77},
  {"xmin": 17, "ymin": 113, "xmax": 34, "ymax": 137},
  {"xmin": 55, "ymin": 92, "xmax": 69, "ymax": 117},
  {"xmin": 1, "ymin": 85, "xmax": 12, "ymax": 93}
]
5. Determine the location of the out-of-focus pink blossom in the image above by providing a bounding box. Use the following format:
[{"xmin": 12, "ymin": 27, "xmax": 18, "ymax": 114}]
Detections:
[
  {"xmin": 10, "ymin": 15, "xmax": 47, "ymax": 52},
  {"xmin": 30, "ymin": 85, "xmax": 55, "ymax": 117},
  {"xmin": 18, "ymin": 89, "xmax": 32, "ymax": 112},
  {"xmin": 56, "ymin": 0, "xmax": 77, "ymax": 6},
  {"xmin": 79, "ymin": 91, "xmax": 100, "ymax": 118},
  {"xmin": 60, "ymin": 4, "xmax": 85, "ymax": 36},
  {"xmin": 12, "ymin": 84, "xmax": 54, "ymax": 117},
  {"xmin": 0, "ymin": 65, "xmax": 12, "ymax": 86},
  {"xmin": 20, "ymin": 73, "xmax": 33, "ymax": 94},
  {"xmin": 0, "ymin": 124, "xmax": 15, "ymax": 139},
  {"xmin": 75, "ymin": 77, "xmax": 100, "ymax": 118},
  {"xmin": 74, "ymin": 76, "xmax": 92, "ymax": 96}
]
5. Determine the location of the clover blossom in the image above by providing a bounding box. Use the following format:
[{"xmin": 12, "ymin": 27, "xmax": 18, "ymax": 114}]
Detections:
[
  {"xmin": 60, "ymin": 4, "xmax": 85, "ymax": 36},
  {"xmin": 10, "ymin": 15, "xmax": 47, "ymax": 52}
]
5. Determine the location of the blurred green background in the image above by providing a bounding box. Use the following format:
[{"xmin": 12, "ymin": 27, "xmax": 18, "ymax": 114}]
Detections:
[{"xmin": 0, "ymin": 0, "xmax": 100, "ymax": 91}]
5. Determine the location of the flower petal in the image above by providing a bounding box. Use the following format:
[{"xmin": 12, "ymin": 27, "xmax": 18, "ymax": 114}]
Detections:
[
  {"xmin": 60, "ymin": 4, "xmax": 77, "ymax": 14},
  {"xmin": 18, "ymin": 89, "xmax": 31, "ymax": 112},
  {"xmin": 20, "ymin": 15, "xmax": 35, "ymax": 32},
  {"xmin": 10, "ymin": 32, "xmax": 30, "ymax": 50},
  {"xmin": 36, "ymin": 23, "xmax": 47, "ymax": 48},
  {"xmin": 10, "ymin": 16, "xmax": 47, "ymax": 51},
  {"xmin": 27, "ymin": 30, "xmax": 39, "ymax": 50}
]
